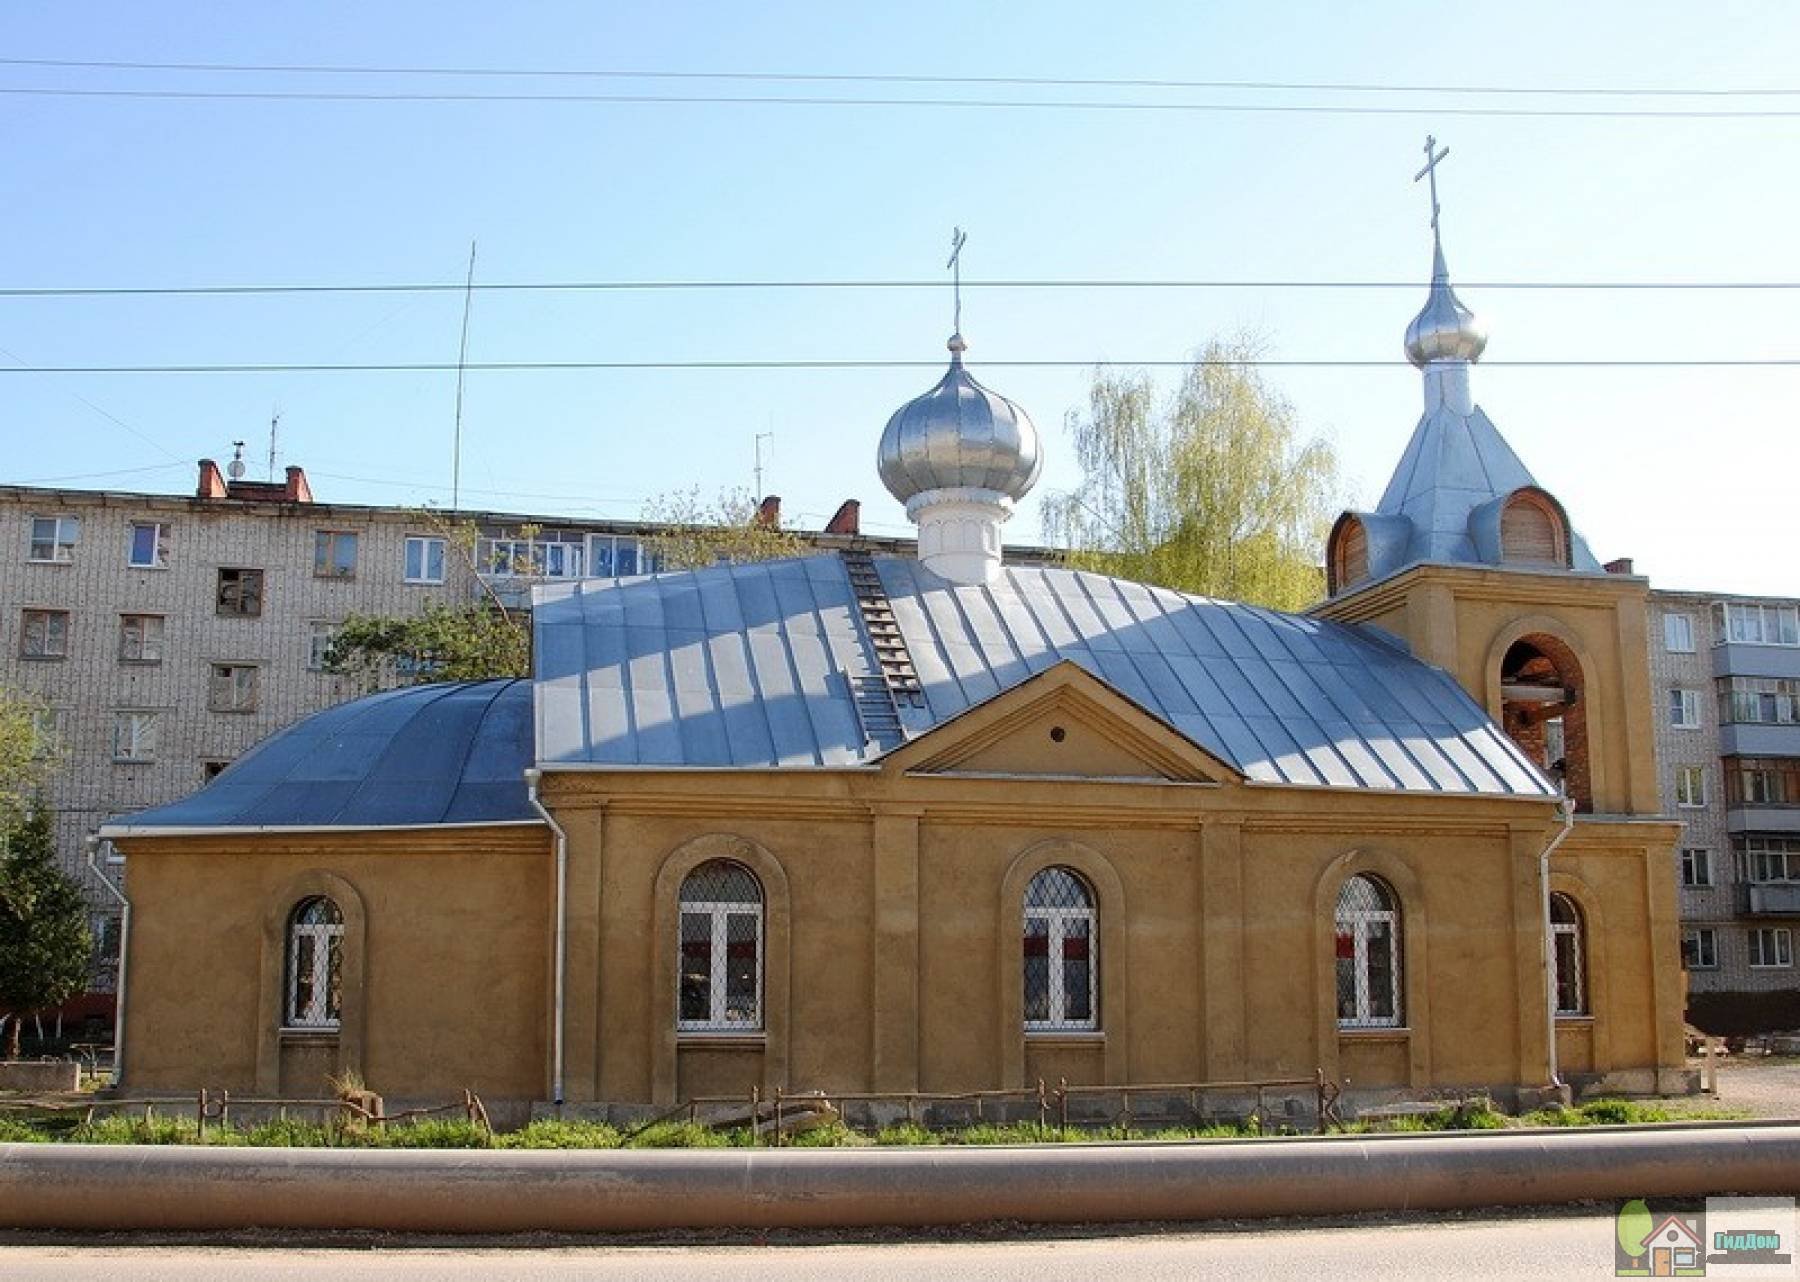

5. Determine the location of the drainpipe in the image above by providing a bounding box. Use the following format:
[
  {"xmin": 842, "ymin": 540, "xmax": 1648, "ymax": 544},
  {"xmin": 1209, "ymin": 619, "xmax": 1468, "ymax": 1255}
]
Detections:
[
  {"xmin": 1539, "ymin": 795, "xmax": 1576, "ymax": 1091},
  {"xmin": 525, "ymin": 769, "xmax": 567, "ymax": 1110},
  {"xmin": 83, "ymin": 837, "xmax": 129, "ymax": 1087}
]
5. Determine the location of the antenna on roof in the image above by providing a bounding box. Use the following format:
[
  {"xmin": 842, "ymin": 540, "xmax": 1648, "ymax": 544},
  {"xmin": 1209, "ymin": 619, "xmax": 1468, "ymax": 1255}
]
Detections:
[
  {"xmin": 451, "ymin": 239, "xmax": 477, "ymax": 512},
  {"xmin": 266, "ymin": 408, "xmax": 280, "ymax": 481},
  {"xmin": 227, "ymin": 440, "xmax": 247, "ymax": 480}
]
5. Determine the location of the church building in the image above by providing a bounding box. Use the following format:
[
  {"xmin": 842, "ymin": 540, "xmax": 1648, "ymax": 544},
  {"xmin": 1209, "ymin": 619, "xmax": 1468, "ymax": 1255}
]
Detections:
[{"xmin": 101, "ymin": 180, "xmax": 1691, "ymax": 1112}]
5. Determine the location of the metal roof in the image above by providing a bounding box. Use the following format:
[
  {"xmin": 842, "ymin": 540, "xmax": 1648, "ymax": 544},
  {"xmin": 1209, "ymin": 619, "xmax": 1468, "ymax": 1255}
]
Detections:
[
  {"xmin": 104, "ymin": 680, "xmax": 537, "ymax": 832},
  {"xmin": 534, "ymin": 554, "xmax": 1554, "ymax": 797}
]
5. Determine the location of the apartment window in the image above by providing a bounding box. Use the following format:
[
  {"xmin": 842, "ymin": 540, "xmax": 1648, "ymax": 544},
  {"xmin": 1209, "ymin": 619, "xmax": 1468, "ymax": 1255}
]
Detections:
[
  {"xmin": 126, "ymin": 521, "xmax": 169, "ymax": 569},
  {"xmin": 1718, "ymin": 677, "xmax": 1800, "ymax": 726},
  {"xmin": 1741, "ymin": 837, "xmax": 1800, "ymax": 883},
  {"xmin": 1335, "ymin": 874, "xmax": 1403, "ymax": 1029},
  {"xmin": 1680, "ymin": 848, "xmax": 1714, "ymax": 888},
  {"xmin": 285, "ymin": 897, "xmax": 344, "ymax": 1029},
  {"xmin": 208, "ymin": 663, "xmax": 260, "ymax": 713},
  {"xmin": 313, "ymin": 530, "xmax": 359, "ymax": 579},
  {"xmin": 112, "ymin": 711, "xmax": 158, "ymax": 762},
  {"xmin": 1676, "ymin": 766, "xmax": 1708, "ymax": 809},
  {"xmin": 1749, "ymin": 928, "xmax": 1793, "ymax": 969},
  {"xmin": 1682, "ymin": 928, "xmax": 1718, "ymax": 970},
  {"xmin": 27, "ymin": 515, "xmax": 78, "ymax": 563},
  {"xmin": 1726, "ymin": 758, "xmax": 1800, "ymax": 807},
  {"xmin": 677, "ymin": 860, "xmax": 763, "ymax": 1032},
  {"xmin": 28, "ymin": 707, "xmax": 64, "ymax": 759},
  {"xmin": 403, "ymin": 536, "xmax": 446, "ymax": 585},
  {"xmin": 118, "ymin": 614, "xmax": 165, "ymax": 664},
  {"xmin": 216, "ymin": 567, "xmax": 264, "ymax": 617},
  {"xmin": 1549, "ymin": 894, "xmax": 1587, "ymax": 1017},
  {"xmin": 308, "ymin": 622, "xmax": 337, "ymax": 672},
  {"xmin": 1023, "ymin": 866, "xmax": 1099, "ymax": 1032},
  {"xmin": 20, "ymin": 609, "xmax": 69, "ymax": 659},
  {"xmin": 1668, "ymin": 688, "xmax": 1702, "ymax": 730},
  {"xmin": 588, "ymin": 533, "xmax": 660, "ymax": 578},
  {"xmin": 1663, "ymin": 612, "xmax": 1696, "ymax": 654},
  {"xmin": 1715, "ymin": 602, "xmax": 1800, "ymax": 647},
  {"xmin": 480, "ymin": 535, "xmax": 585, "ymax": 579}
]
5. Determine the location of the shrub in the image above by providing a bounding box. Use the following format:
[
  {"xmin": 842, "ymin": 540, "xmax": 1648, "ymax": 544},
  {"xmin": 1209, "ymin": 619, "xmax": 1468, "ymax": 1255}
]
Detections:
[
  {"xmin": 70, "ymin": 1114, "xmax": 199, "ymax": 1145},
  {"xmin": 499, "ymin": 1120, "xmax": 624, "ymax": 1150},
  {"xmin": 369, "ymin": 1119, "xmax": 491, "ymax": 1149},
  {"xmin": 873, "ymin": 1122, "xmax": 939, "ymax": 1147},
  {"xmin": 0, "ymin": 1117, "xmax": 48, "ymax": 1142}
]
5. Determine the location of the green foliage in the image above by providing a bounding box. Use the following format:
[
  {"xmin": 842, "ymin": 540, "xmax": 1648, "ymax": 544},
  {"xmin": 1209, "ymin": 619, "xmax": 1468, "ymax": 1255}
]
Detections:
[
  {"xmin": 640, "ymin": 488, "xmax": 809, "ymax": 571},
  {"xmin": 499, "ymin": 1119, "xmax": 623, "ymax": 1149},
  {"xmin": 240, "ymin": 1117, "xmax": 339, "ymax": 1147},
  {"xmin": 627, "ymin": 1120, "xmax": 733, "ymax": 1148},
  {"xmin": 327, "ymin": 603, "xmax": 529, "ymax": 688},
  {"xmin": 0, "ymin": 1117, "xmax": 48, "ymax": 1142},
  {"xmin": 0, "ymin": 802, "xmax": 94, "ymax": 1058},
  {"xmin": 1618, "ymin": 1197, "xmax": 1654, "ymax": 1262},
  {"xmin": 367, "ymin": 1119, "xmax": 491, "ymax": 1149},
  {"xmin": 1521, "ymin": 1098, "xmax": 1673, "ymax": 1128},
  {"xmin": 872, "ymin": 1121, "xmax": 940, "ymax": 1146},
  {"xmin": 1042, "ymin": 333, "xmax": 1340, "ymax": 611},
  {"xmin": 0, "ymin": 689, "xmax": 58, "ymax": 829},
  {"xmin": 948, "ymin": 1122, "xmax": 1072, "ymax": 1145},
  {"xmin": 70, "ymin": 1114, "xmax": 200, "ymax": 1145}
]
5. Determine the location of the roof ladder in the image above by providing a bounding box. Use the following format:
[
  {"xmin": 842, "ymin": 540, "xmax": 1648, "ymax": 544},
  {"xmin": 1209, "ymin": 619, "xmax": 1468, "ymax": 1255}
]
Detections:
[{"xmin": 840, "ymin": 550, "xmax": 924, "ymax": 748}]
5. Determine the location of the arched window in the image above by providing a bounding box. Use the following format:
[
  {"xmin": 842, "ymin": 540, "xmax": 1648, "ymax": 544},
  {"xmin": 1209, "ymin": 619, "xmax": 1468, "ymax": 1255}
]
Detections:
[
  {"xmin": 1550, "ymin": 893, "xmax": 1587, "ymax": 1016},
  {"xmin": 678, "ymin": 859, "xmax": 763, "ymax": 1032},
  {"xmin": 1335, "ymin": 875, "xmax": 1402, "ymax": 1029},
  {"xmin": 1023, "ymin": 867, "xmax": 1097, "ymax": 1031},
  {"xmin": 285, "ymin": 897, "xmax": 344, "ymax": 1030},
  {"xmin": 1499, "ymin": 490, "xmax": 1569, "ymax": 568},
  {"xmin": 1331, "ymin": 517, "xmax": 1370, "ymax": 594}
]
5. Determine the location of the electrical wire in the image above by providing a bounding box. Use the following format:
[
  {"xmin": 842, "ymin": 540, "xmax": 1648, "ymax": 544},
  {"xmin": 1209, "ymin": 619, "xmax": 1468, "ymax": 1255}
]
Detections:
[
  {"xmin": 1, "ymin": 56, "xmax": 1793, "ymax": 98},
  {"xmin": 0, "ymin": 358, "xmax": 1791, "ymax": 374}
]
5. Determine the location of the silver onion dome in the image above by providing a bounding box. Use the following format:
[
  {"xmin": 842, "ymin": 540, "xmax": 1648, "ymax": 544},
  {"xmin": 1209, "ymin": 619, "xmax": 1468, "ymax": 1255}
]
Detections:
[
  {"xmin": 878, "ymin": 334, "xmax": 1043, "ymax": 505},
  {"xmin": 1404, "ymin": 239, "xmax": 1487, "ymax": 367}
]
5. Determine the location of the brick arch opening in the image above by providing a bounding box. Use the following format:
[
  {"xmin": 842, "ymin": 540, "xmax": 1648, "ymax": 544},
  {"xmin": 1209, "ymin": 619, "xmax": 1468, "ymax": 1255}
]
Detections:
[{"xmin": 1500, "ymin": 633, "xmax": 1590, "ymax": 812}]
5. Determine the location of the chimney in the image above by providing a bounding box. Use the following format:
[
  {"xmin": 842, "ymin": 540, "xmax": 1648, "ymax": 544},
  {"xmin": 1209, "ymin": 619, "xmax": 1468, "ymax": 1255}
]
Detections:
[
  {"xmin": 824, "ymin": 499, "xmax": 861, "ymax": 536},
  {"xmin": 755, "ymin": 495, "xmax": 781, "ymax": 529},
  {"xmin": 196, "ymin": 459, "xmax": 228, "ymax": 500},
  {"xmin": 1603, "ymin": 557, "xmax": 1634, "ymax": 576},
  {"xmin": 284, "ymin": 466, "xmax": 314, "ymax": 504}
]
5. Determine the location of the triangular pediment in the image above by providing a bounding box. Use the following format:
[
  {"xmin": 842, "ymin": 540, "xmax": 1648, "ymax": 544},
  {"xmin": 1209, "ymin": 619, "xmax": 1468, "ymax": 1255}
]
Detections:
[{"xmin": 880, "ymin": 661, "xmax": 1236, "ymax": 785}]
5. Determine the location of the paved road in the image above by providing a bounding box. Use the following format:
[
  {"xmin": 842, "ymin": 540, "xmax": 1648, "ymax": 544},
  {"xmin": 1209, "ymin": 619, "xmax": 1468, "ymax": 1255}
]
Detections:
[{"xmin": 0, "ymin": 1210, "xmax": 1643, "ymax": 1280}]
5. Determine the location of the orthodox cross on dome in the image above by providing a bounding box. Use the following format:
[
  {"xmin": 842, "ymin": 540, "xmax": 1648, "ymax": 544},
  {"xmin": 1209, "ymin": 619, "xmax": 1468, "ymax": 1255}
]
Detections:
[
  {"xmin": 946, "ymin": 226, "xmax": 968, "ymax": 337},
  {"xmin": 1414, "ymin": 135, "xmax": 1450, "ymax": 242}
]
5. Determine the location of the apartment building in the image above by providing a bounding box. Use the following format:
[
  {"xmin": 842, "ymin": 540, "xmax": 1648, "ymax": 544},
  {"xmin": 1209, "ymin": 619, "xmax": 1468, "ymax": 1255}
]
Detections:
[
  {"xmin": 1649, "ymin": 589, "xmax": 1800, "ymax": 1032},
  {"xmin": 0, "ymin": 459, "xmax": 925, "ymax": 1014}
]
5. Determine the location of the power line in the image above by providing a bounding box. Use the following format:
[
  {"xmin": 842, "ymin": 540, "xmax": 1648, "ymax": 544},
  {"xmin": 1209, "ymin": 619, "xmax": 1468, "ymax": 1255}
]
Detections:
[
  {"xmin": 2, "ymin": 277, "xmax": 1798, "ymax": 299},
  {"xmin": 1, "ymin": 55, "xmax": 1793, "ymax": 98},
  {"xmin": 0, "ymin": 358, "xmax": 1793, "ymax": 375},
  {"xmin": 2, "ymin": 85, "xmax": 1798, "ymax": 119}
]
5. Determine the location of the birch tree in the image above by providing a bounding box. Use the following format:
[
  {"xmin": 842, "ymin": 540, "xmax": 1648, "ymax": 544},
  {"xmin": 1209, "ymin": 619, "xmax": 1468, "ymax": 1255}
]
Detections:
[{"xmin": 1042, "ymin": 334, "xmax": 1339, "ymax": 611}]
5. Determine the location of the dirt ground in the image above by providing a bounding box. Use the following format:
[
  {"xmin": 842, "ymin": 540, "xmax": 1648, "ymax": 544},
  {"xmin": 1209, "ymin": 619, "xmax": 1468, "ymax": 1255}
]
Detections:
[{"xmin": 1667, "ymin": 1053, "xmax": 1800, "ymax": 1118}]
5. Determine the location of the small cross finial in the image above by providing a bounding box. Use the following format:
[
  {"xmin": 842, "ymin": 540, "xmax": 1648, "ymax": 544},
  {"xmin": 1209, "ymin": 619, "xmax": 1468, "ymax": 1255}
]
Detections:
[
  {"xmin": 1414, "ymin": 135, "xmax": 1450, "ymax": 242},
  {"xmin": 946, "ymin": 227, "xmax": 968, "ymax": 336}
]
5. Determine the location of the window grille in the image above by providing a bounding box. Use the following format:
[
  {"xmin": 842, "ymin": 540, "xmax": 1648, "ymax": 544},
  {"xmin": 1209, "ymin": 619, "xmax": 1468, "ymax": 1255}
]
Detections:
[
  {"xmin": 677, "ymin": 860, "xmax": 763, "ymax": 1032},
  {"xmin": 1335, "ymin": 874, "xmax": 1402, "ymax": 1029},
  {"xmin": 285, "ymin": 897, "xmax": 344, "ymax": 1029},
  {"xmin": 1550, "ymin": 893, "xmax": 1587, "ymax": 1016},
  {"xmin": 1023, "ymin": 866, "xmax": 1097, "ymax": 1032}
]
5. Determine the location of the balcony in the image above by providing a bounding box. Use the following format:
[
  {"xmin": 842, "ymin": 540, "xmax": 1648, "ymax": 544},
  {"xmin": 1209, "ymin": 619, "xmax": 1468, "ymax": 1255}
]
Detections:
[
  {"xmin": 1742, "ymin": 883, "xmax": 1800, "ymax": 916},
  {"xmin": 1713, "ymin": 643, "xmax": 1800, "ymax": 681},
  {"xmin": 1720, "ymin": 723, "xmax": 1800, "ymax": 757},
  {"xmin": 474, "ymin": 538, "xmax": 588, "ymax": 610}
]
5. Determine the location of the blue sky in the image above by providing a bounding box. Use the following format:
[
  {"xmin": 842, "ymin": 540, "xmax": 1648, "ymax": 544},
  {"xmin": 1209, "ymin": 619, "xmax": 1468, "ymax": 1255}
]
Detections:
[{"xmin": 1, "ymin": 2, "xmax": 1794, "ymax": 594}]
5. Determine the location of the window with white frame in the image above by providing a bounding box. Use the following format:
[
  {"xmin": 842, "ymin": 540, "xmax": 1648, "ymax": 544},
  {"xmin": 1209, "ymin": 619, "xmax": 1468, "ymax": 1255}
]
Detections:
[
  {"xmin": 1549, "ymin": 893, "xmax": 1587, "ymax": 1016},
  {"xmin": 403, "ymin": 536, "xmax": 446, "ymax": 584},
  {"xmin": 313, "ymin": 530, "xmax": 359, "ymax": 579},
  {"xmin": 1335, "ymin": 874, "xmax": 1402, "ymax": 1029},
  {"xmin": 1718, "ymin": 677, "xmax": 1800, "ymax": 726},
  {"xmin": 1663, "ymin": 612, "xmax": 1696, "ymax": 653},
  {"xmin": 1668, "ymin": 688, "xmax": 1702, "ymax": 730},
  {"xmin": 126, "ymin": 521, "xmax": 169, "ymax": 569},
  {"xmin": 285, "ymin": 897, "xmax": 344, "ymax": 1029},
  {"xmin": 27, "ymin": 515, "xmax": 78, "ymax": 563},
  {"xmin": 1680, "ymin": 847, "xmax": 1714, "ymax": 888},
  {"xmin": 20, "ymin": 608, "xmax": 69, "ymax": 659},
  {"xmin": 587, "ymin": 533, "xmax": 660, "ymax": 578},
  {"xmin": 308, "ymin": 622, "xmax": 337, "ymax": 672},
  {"xmin": 1023, "ymin": 866, "xmax": 1098, "ymax": 1031},
  {"xmin": 1749, "ymin": 927, "xmax": 1793, "ymax": 969},
  {"xmin": 1676, "ymin": 766, "xmax": 1707, "ymax": 809},
  {"xmin": 208, "ymin": 663, "xmax": 260, "ymax": 713},
  {"xmin": 1682, "ymin": 928, "xmax": 1718, "ymax": 970},
  {"xmin": 112, "ymin": 711, "xmax": 158, "ymax": 762},
  {"xmin": 1715, "ymin": 601, "xmax": 1800, "ymax": 647},
  {"xmin": 677, "ymin": 860, "xmax": 763, "ymax": 1032},
  {"xmin": 119, "ymin": 614, "xmax": 165, "ymax": 664},
  {"xmin": 1741, "ymin": 836, "xmax": 1800, "ymax": 883}
]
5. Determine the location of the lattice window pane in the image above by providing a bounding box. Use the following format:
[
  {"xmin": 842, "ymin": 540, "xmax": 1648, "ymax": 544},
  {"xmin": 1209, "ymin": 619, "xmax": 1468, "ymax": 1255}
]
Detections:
[
  {"xmin": 1365, "ymin": 919, "xmax": 1396, "ymax": 1021},
  {"xmin": 285, "ymin": 897, "xmax": 344, "ymax": 1030},
  {"xmin": 677, "ymin": 860, "xmax": 763, "ymax": 1031},
  {"xmin": 1062, "ymin": 917, "xmax": 1092, "ymax": 1023},
  {"xmin": 1025, "ymin": 866, "xmax": 1091, "ymax": 910},
  {"xmin": 724, "ymin": 910, "xmax": 760, "ymax": 1024},
  {"xmin": 1022, "ymin": 866, "xmax": 1098, "ymax": 1031},
  {"xmin": 679, "ymin": 911, "xmax": 712, "ymax": 1023},
  {"xmin": 1335, "ymin": 929, "xmax": 1358, "ymax": 1021},
  {"xmin": 1023, "ymin": 917, "xmax": 1051, "ymax": 1023},
  {"xmin": 1336, "ymin": 875, "xmax": 1402, "ymax": 1029}
]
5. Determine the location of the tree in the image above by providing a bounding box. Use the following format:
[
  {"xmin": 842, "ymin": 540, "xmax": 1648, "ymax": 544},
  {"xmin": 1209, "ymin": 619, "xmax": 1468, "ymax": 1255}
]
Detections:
[
  {"xmin": 1616, "ymin": 1198, "xmax": 1653, "ymax": 1269},
  {"xmin": 1041, "ymin": 334, "xmax": 1339, "ymax": 611},
  {"xmin": 0, "ymin": 802, "xmax": 92, "ymax": 1059},
  {"xmin": 0, "ymin": 687, "xmax": 57, "ymax": 829},
  {"xmin": 640, "ymin": 487, "xmax": 808, "ymax": 571},
  {"xmin": 327, "ymin": 603, "xmax": 530, "ymax": 688}
]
